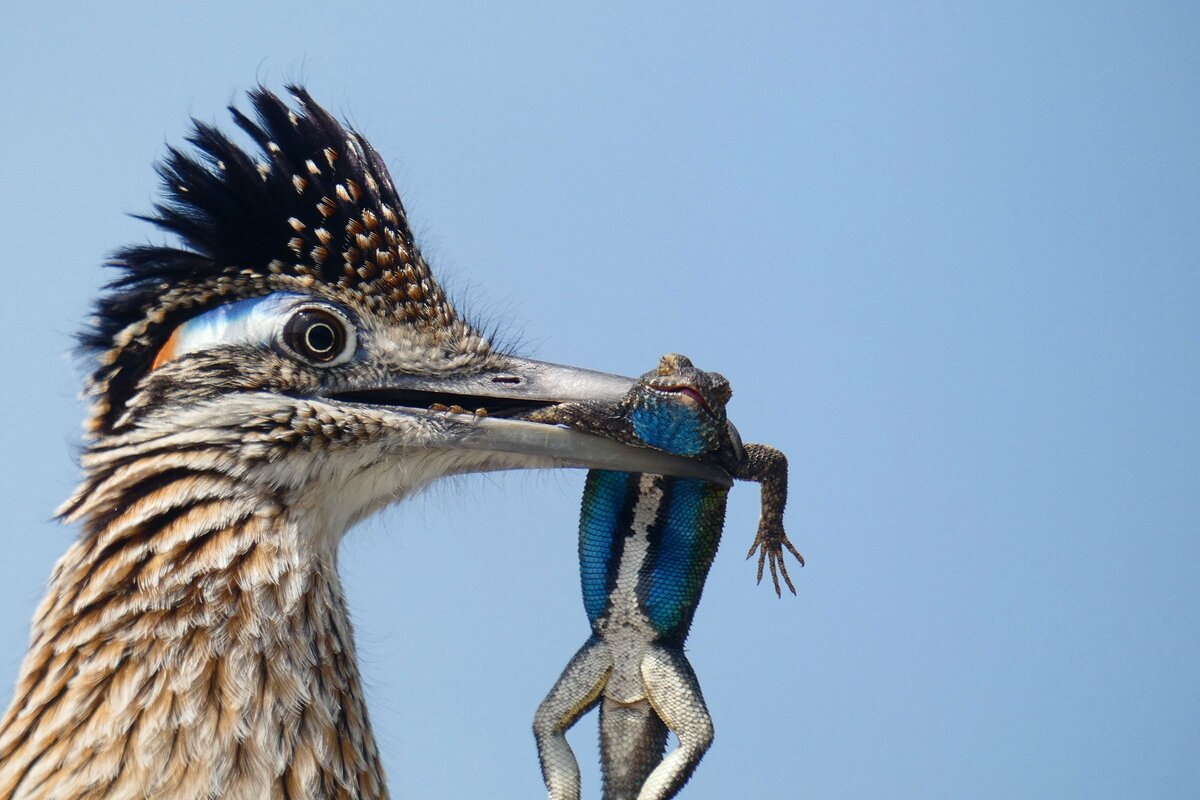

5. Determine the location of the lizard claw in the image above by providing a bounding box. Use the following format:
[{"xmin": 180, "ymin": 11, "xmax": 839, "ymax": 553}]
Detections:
[{"xmin": 746, "ymin": 529, "xmax": 803, "ymax": 597}]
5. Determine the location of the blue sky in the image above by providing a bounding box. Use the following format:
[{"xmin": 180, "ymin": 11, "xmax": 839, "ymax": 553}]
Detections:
[{"xmin": 1, "ymin": 3, "xmax": 1197, "ymax": 797}]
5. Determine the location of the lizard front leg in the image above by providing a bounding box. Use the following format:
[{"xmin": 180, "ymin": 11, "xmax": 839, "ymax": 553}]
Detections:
[
  {"xmin": 634, "ymin": 645, "xmax": 714, "ymax": 800},
  {"xmin": 523, "ymin": 401, "xmax": 635, "ymax": 441},
  {"xmin": 737, "ymin": 443, "xmax": 805, "ymax": 596},
  {"xmin": 533, "ymin": 636, "xmax": 613, "ymax": 800}
]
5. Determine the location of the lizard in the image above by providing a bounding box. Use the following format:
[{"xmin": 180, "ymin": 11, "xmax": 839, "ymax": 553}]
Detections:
[{"xmin": 524, "ymin": 353, "xmax": 803, "ymax": 800}]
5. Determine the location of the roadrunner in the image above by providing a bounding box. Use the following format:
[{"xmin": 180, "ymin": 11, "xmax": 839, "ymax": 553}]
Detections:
[{"xmin": 0, "ymin": 87, "xmax": 729, "ymax": 799}]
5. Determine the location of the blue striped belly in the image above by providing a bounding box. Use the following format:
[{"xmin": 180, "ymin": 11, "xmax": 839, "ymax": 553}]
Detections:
[{"xmin": 579, "ymin": 471, "xmax": 729, "ymax": 640}]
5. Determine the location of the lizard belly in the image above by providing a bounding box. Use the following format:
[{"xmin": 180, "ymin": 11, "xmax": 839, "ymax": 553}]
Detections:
[
  {"xmin": 581, "ymin": 467, "xmax": 728, "ymax": 705},
  {"xmin": 595, "ymin": 473, "xmax": 662, "ymax": 704}
]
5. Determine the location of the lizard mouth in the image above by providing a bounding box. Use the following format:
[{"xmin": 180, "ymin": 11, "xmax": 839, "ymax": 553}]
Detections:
[{"xmin": 654, "ymin": 384, "xmax": 719, "ymax": 419}]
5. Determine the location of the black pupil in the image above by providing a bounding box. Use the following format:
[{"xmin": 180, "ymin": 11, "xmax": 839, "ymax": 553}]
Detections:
[
  {"xmin": 286, "ymin": 309, "xmax": 345, "ymax": 363},
  {"xmin": 306, "ymin": 323, "xmax": 335, "ymax": 353}
]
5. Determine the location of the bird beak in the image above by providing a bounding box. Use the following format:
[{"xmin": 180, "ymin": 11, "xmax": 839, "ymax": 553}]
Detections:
[
  {"xmin": 331, "ymin": 356, "xmax": 733, "ymax": 486},
  {"xmin": 451, "ymin": 415, "xmax": 733, "ymax": 486}
]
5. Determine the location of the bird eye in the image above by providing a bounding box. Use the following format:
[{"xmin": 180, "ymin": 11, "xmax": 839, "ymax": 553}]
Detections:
[{"xmin": 283, "ymin": 307, "xmax": 354, "ymax": 365}]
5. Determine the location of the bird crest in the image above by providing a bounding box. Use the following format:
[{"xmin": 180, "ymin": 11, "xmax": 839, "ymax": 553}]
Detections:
[{"xmin": 81, "ymin": 86, "xmax": 467, "ymax": 436}]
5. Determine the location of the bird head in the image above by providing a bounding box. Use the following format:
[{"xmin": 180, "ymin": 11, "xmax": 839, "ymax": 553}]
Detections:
[{"xmin": 72, "ymin": 87, "xmax": 727, "ymax": 539}]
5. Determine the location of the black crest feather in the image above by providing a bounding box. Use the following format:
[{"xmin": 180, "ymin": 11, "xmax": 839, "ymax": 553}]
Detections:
[{"xmin": 81, "ymin": 86, "xmax": 454, "ymax": 435}]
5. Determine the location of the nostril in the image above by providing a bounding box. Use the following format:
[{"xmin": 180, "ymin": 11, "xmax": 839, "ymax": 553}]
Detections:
[{"xmin": 492, "ymin": 375, "xmax": 521, "ymax": 384}]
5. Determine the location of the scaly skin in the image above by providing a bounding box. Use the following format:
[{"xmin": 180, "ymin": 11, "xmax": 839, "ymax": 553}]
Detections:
[{"xmin": 526, "ymin": 354, "xmax": 802, "ymax": 800}]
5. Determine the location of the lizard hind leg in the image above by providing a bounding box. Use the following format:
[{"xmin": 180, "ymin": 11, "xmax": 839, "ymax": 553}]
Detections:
[
  {"xmin": 634, "ymin": 645, "xmax": 714, "ymax": 800},
  {"xmin": 534, "ymin": 636, "xmax": 613, "ymax": 800},
  {"xmin": 599, "ymin": 698, "xmax": 669, "ymax": 800}
]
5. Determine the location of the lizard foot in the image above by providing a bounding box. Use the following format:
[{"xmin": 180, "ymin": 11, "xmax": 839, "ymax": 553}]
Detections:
[{"xmin": 746, "ymin": 531, "xmax": 804, "ymax": 598}]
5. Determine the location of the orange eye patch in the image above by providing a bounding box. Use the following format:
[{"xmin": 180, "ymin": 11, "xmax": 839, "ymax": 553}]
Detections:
[{"xmin": 151, "ymin": 326, "xmax": 185, "ymax": 370}]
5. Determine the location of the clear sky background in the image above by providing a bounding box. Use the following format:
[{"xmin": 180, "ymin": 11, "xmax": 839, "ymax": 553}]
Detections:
[{"xmin": 1, "ymin": 3, "xmax": 1197, "ymax": 798}]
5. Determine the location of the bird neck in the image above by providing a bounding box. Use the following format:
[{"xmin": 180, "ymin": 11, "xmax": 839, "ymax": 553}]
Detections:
[{"xmin": 0, "ymin": 451, "xmax": 389, "ymax": 799}]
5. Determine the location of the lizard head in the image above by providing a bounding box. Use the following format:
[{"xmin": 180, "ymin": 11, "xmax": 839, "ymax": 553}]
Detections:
[{"xmin": 628, "ymin": 353, "xmax": 733, "ymax": 458}]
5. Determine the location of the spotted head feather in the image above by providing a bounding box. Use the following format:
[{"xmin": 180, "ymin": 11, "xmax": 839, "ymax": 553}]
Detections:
[{"xmin": 81, "ymin": 85, "xmax": 473, "ymax": 436}]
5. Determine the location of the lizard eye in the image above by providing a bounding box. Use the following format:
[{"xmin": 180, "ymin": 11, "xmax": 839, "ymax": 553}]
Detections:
[{"xmin": 283, "ymin": 306, "xmax": 355, "ymax": 365}]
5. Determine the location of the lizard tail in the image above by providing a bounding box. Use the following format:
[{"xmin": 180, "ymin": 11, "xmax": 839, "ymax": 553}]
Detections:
[{"xmin": 599, "ymin": 698, "xmax": 668, "ymax": 800}]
